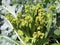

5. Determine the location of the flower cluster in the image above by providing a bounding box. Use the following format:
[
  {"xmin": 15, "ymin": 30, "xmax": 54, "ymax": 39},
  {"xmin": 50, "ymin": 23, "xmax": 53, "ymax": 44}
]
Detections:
[{"xmin": 5, "ymin": 3, "xmax": 52, "ymax": 43}]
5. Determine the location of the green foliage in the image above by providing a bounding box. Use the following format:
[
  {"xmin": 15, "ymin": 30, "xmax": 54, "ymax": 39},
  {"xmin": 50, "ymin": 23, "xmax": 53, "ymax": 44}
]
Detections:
[
  {"xmin": 4, "ymin": 0, "xmax": 60, "ymax": 45},
  {"xmin": 51, "ymin": 43, "xmax": 60, "ymax": 45},
  {"xmin": 5, "ymin": 3, "xmax": 54, "ymax": 45},
  {"xmin": 54, "ymin": 29, "xmax": 60, "ymax": 36}
]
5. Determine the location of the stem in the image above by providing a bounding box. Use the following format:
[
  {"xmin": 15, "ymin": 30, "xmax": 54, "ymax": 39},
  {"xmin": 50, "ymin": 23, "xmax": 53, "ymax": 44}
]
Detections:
[
  {"xmin": 55, "ymin": 39, "xmax": 59, "ymax": 43},
  {"xmin": 0, "ymin": 36, "xmax": 20, "ymax": 45},
  {"xmin": 14, "ymin": 30, "xmax": 25, "ymax": 45},
  {"xmin": 2, "ymin": 5, "xmax": 17, "ymax": 18}
]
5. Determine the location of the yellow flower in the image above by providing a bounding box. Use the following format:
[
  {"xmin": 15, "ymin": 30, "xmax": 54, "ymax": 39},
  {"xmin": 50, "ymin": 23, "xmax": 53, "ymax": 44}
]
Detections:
[
  {"xmin": 38, "ymin": 8, "xmax": 44, "ymax": 12},
  {"xmin": 11, "ymin": 19, "xmax": 17, "ymax": 23},
  {"xmin": 36, "ymin": 16, "xmax": 40, "ymax": 20},
  {"xmin": 17, "ymin": 12, "xmax": 22, "ymax": 18},
  {"xmin": 40, "ymin": 33, "xmax": 44, "ymax": 39},
  {"xmin": 37, "ymin": 26, "xmax": 41, "ymax": 30},
  {"xmin": 38, "ymin": 12, "xmax": 41, "ymax": 16},
  {"xmin": 40, "ymin": 36, "xmax": 44, "ymax": 39},
  {"xmin": 36, "ymin": 15, "xmax": 43, "ymax": 22},
  {"xmin": 30, "ymin": 7, "xmax": 35, "ymax": 11},
  {"xmin": 22, "ymin": 21, "xmax": 27, "ymax": 26},
  {"xmin": 25, "ymin": 15, "xmax": 32, "ymax": 23},
  {"xmin": 25, "ymin": 36, "xmax": 30, "ymax": 42},
  {"xmin": 18, "ymin": 30, "xmax": 24, "ymax": 36},
  {"xmin": 49, "ymin": 5, "xmax": 55, "ymax": 10},
  {"xmin": 32, "ymin": 38, "xmax": 36, "ymax": 43},
  {"xmin": 41, "ymin": 33, "xmax": 44, "ymax": 36},
  {"xmin": 36, "ymin": 3, "xmax": 40, "ymax": 8},
  {"xmin": 47, "ymin": 13, "xmax": 51, "ymax": 18},
  {"xmin": 36, "ymin": 3, "xmax": 40, "ymax": 10},
  {"xmin": 25, "ymin": 16, "xmax": 30, "ymax": 20},
  {"xmin": 25, "ymin": 9, "xmax": 29, "ymax": 13},
  {"xmin": 42, "ymin": 13, "xmax": 46, "ymax": 16},
  {"xmin": 33, "ymin": 32, "xmax": 37, "ymax": 38},
  {"xmin": 21, "ymin": 20, "xmax": 27, "ymax": 26},
  {"xmin": 37, "ymin": 31, "xmax": 41, "ymax": 36},
  {"xmin": 25, "ymin": 5, "xmax": 29, "ymax": 9},
  {"xmin": 5, "ymin": 14, "xmax": 13, "ymax": 22}
]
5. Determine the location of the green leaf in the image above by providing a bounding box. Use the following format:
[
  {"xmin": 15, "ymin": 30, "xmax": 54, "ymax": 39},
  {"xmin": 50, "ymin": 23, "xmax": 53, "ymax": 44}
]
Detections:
[
  {"xmin": 54, "ymin": 29, "xmax": 60, "ymax": 36},
  {"xmin": 45, "ymin": 12, "xmax": 53, "ymax": 38},
  {"xmin": 2, "ymin": 5, "xmax": 17, "ymax": 18},
  {"xmin": 51, "ymin": 43, "xmax": 60, "ymax": 45},
  {"xmin": 0, "ymin": 36, "xmax": 20, "ymax": 45}
]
